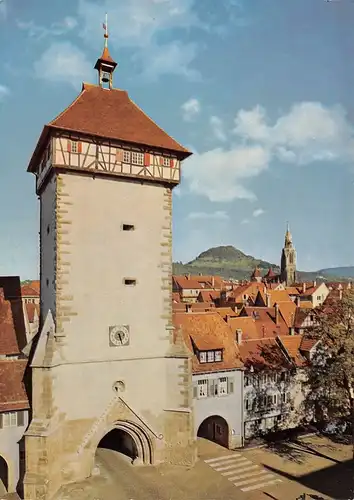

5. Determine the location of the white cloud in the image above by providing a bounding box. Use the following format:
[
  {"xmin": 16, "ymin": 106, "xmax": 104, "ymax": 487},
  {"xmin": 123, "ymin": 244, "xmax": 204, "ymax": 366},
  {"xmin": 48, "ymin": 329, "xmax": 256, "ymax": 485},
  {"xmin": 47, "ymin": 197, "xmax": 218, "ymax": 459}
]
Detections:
[
  {"xmin": 0, "ymin": 0, "xmax": 7, "ymax": 20},
  {"xmin": 0, "ymin": 85, "xmax": 9, "ymax": 101},
  {"xmin": 181, "ymin": 98, "xmax": 200, "ymax": 121},
  {"xmin": 34, "ymin": 42, "xmax": 93, "ymax": 88},
  {"xmin": 233, "ymin": 101, "xmax": 354, "ymax": 165},
  {"xmin": 138, "ymin": 42, "xmax": 200, "ymax": 81},
  {"xmin": 241, "ymin": 219, "xmax": 250, "ymax": 225},
  {"xmin": 187, "ymin": 211, "xmax": 229, "ymax": 221},
  {"xmin": 182, "ymin": 101, "xmax": 354, "ymax": 203},
  {"xmin": 17, "ymin": 17, "xmax": 78, "ymax": 39},
  {"xmin": 76, "ymin": 0, "xmax": 205, "ymax": 79},
  {"xmin": 210, "ymin": 116, "xmax": 227, "ymax": 142},
  {"xmin": 253, "ymin": 208, "xmax": 265, "ymax": 217},
  {"xmin": 182, "ymin": 145, "xmax": 270, "ymax": 202}
]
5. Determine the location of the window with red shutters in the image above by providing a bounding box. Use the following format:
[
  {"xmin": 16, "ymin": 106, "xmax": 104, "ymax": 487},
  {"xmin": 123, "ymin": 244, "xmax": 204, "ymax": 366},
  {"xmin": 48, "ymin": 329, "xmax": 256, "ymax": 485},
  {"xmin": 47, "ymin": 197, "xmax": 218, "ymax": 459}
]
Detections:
[
  {"xmin": 77, "ymin": 142, "xmax": 82, "ymax": 153},
  {"xmin": 144, "ymin": 152, "xmax": 150, "ymax": 166}
]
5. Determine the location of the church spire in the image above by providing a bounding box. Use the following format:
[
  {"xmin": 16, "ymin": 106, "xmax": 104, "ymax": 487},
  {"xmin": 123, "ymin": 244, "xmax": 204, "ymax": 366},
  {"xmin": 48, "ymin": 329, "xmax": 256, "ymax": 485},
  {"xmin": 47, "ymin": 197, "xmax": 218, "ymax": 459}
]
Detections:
[
  {"xmin": 94, "ymin": 13, "xmax": 118, "ymax": 90},
  {"xmin": 285, "ymin": 221, "xmax": 292, "ymax": 246}
]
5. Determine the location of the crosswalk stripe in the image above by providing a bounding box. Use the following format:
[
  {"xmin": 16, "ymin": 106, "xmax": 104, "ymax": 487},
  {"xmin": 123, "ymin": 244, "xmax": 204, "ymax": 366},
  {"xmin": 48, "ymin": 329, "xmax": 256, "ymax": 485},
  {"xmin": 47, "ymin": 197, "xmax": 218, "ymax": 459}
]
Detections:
[
  {"xmin": 228, "ymin": 469, "xmax": 269, "ymax": 482},
  {"xmin": 214, "ymin": 460, "xmax": 251, "ymax": 472},
  {"xmin": 241, "ymin": 478, "xmax": 282, "ymax": 492},
  {"xmin": 204, "ymin": 454, "xmax": 240, "ymax": 464},
  {"xmin": 234, "ymin": 473, "xmax": 274, "ymax": 487},
  {"xmin": 209, "ymin": 457, "xmax": 248, "ymax": 468},
  {"xmin": 222, "ymin": 465, "xmax": 259, "ymax": 476}
]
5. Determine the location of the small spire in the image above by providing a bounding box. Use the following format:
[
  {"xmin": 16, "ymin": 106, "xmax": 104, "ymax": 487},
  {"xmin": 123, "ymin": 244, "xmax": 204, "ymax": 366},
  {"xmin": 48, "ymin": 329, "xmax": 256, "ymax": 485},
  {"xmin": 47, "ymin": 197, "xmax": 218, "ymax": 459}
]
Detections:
[
  {"xmin": 285, "ymin": 221, "xmax": 292, "ymax": 245},
  {"xmin": 94, "ymin": 14, "xmax": 118, "ymax": 90}
]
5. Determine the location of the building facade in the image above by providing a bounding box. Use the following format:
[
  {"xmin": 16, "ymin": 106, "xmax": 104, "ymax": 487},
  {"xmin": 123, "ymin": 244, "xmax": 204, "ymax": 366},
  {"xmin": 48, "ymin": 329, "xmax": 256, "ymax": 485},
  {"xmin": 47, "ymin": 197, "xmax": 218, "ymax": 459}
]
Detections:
[{"xmin": 24, "ymin": 32, "xmax": 196, "ymax": 500}]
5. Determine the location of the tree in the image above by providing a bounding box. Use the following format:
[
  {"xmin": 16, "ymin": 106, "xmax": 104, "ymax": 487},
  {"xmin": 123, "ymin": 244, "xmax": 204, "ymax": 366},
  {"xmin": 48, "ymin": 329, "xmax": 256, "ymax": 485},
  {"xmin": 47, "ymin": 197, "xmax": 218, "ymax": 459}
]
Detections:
[{"xmin": 304, "ymin": 289, "xmax": 354, "ymax": 456}]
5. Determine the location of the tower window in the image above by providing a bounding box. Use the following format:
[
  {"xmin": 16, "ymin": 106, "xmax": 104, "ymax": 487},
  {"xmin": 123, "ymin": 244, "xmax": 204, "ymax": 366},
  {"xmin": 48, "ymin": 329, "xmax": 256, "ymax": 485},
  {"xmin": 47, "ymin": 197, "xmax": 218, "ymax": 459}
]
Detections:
[
  {"xmin": 122, "ymin": 224, "xmax": 135, "ymax": 231},
  {"xmin": 123, "ymin": 150, "xmax": 131, "ymax": 163},
  {"xmin": 46, "ymin": 279, "xmax": 49, "ymax": 287},
  {"xmin": 47, "ymin": 225, "xmax": 50, "ymax": 235},
  {"xmin": 124, "ymin": 278, "xmax": 136, "ymax": 286},
  {"xmin": 131, "ymin": 152, "xmax": 144, "ymax": 166}
]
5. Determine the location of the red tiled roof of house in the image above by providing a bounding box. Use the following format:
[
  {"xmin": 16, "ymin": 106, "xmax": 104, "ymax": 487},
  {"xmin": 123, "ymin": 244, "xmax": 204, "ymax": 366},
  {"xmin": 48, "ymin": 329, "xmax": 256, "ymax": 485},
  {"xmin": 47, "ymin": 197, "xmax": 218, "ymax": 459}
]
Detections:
[
  {"xmin": 277, "ymin": 301, "xmax": 297, "ymax": 328},
  {"xmin": 0, "ymin": 359, "xmax": 29, "ymax": 412},
  {"xmin": 285, "ymin": 286, "xmax": 300, "ymax": 295},
  {"xmin": 173, "ymin": 312, "xmax": 243, "ymax": 373},
  {"xmin": 239, "ymin": 338, "xmax": 290, "ymax": 371},
  {"xmin": 21, "ymin": 285, "xmax": 40, "ymax": 297},
  {"xmin": 28, "ymin": 84, "xmax": 191, "ymax": 172},
  {"xmin": 25, "ymin": 303, "xmax": 39, "ymax": 323},
  {"xmin": 172, "ymin": 302, "xmax": 215, "ymax": 313},
  {"xmin": 215, "ymin": 307, "xmax": 238, "ymax": 320},
  {"xmin": 173, "ymin": 276, "xmax": 204, "ymax": 290},
  {"xmin": 198, "ymin": 290, "xmax": 220, "ymax": 302},
  {"xmin": 230, "ymin": 282, "xmax": 265, "ymax": 303},
  {"xmin": 277, "ymin": 335, "xmax": 307, "ymax": 367},
  {"xmin": 300, "ymin": 336, "xmax": 319, "ymax": 352},
  {"xmin": 227, "ymin": 316, "xmax": 258, "ymax": 340},
  {"xmin": 29, "ymin": 280, "xmax": 40, "ymax": 293},
  {"xmin": 0, "ymin": 289, "xmax": 20, "ymax": 355},
  {"xmin": 297, "ymin": 301, "xmax": 313, "ymax": 309},
  {"xmin": 241, "ymin": 306, "xmax": 289, "ymax": 337}
]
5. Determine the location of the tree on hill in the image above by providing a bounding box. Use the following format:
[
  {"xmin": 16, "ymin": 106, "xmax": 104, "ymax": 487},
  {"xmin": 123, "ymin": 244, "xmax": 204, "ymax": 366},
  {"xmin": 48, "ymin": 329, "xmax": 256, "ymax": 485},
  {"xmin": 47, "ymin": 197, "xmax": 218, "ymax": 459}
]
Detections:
[{"xmin": 304, "ymin": 290, "xmax": 354, "ymax": 457}]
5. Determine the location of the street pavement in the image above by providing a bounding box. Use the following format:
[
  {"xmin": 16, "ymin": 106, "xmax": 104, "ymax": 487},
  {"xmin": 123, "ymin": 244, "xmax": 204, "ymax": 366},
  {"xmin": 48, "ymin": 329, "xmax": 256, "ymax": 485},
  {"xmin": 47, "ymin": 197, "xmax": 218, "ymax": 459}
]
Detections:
[{"xmin": 53, "ymin": 436, "xmax": 352, "ymax": 500}]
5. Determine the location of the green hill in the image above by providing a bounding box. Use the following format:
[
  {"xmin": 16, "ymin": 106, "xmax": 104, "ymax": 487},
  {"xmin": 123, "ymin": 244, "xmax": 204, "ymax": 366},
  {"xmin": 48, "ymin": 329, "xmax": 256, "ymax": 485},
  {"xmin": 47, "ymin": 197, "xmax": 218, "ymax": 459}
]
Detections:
[{"xmin": 173, "ymin": 245, "xmax": 352, "ymax": 282}]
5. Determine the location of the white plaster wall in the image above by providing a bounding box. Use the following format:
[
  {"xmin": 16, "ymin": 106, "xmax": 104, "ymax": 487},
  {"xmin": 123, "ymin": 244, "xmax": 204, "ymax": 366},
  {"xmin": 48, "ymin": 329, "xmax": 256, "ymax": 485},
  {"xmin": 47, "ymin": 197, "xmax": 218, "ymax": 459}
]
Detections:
[
  {"xmin": 57, "ymin": 174, "xmax": 171, "ymax": 362},
  {"xmin": 40, "ymin": 175, "xmax": 56, "ymax": 324},
  {"xmin": 193, "ymin": 371, "xmax": 243, "ymax": 446},
  {"xmin": 0, "ymin": 412, "xmax": 28, "ymax": 492}
]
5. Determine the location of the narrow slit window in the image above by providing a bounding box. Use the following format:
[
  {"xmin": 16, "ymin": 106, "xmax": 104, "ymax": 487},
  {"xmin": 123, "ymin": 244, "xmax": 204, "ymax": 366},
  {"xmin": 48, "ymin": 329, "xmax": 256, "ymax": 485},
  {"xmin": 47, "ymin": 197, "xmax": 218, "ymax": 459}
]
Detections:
[
  {"xmin": 124, "ymin": 278, "xmax": 136, "ymax": 286},
  {"xmin": 122, "ymin": 224, "xmax": 135, "ymax": 231}
]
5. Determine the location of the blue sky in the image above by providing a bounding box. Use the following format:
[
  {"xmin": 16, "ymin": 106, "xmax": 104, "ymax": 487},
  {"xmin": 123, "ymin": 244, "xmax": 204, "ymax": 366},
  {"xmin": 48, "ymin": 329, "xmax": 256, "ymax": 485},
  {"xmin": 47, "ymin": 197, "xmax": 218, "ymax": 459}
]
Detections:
[{"xmin": 0, "ymin": 0, "xmax": 354, "ymax": 279}]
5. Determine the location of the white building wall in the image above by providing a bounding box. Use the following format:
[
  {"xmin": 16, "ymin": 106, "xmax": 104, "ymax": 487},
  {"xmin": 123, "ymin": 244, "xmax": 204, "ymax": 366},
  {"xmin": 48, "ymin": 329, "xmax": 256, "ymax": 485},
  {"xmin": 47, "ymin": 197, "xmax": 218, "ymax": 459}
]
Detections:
[
  {"xmin": 193, "ymin": 370, "xmax": 243, "ymax": 448},
  {"xmin": 0, "ymin": 411, "xmax": 28, "ymax": 493}
]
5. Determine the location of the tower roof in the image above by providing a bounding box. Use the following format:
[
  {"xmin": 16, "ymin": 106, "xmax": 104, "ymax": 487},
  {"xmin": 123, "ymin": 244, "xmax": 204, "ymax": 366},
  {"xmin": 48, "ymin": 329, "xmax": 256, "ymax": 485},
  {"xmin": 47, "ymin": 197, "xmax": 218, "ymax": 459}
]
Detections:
[
  {"xmin": 94, "ymin": 46, "xmax": 117, "ymax": 69},
  {"xmin": 251, "ymin": 267, "xmax": 261, "ymax": 278},
  {"xmin": 265, "ymin": 268, "xmax": 276, "ymax": 278},
  {"xmin": 28, "ymin": 83, "xmax": 191, "ymax": 172}
]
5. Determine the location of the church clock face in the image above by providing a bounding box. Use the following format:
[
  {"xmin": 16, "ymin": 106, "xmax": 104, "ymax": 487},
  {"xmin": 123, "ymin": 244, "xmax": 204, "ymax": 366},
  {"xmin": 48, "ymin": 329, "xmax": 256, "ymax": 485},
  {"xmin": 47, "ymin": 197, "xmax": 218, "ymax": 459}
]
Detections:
[{"xmin": 109, "ymin": 325, "xmax": 130, "ymax": 347}]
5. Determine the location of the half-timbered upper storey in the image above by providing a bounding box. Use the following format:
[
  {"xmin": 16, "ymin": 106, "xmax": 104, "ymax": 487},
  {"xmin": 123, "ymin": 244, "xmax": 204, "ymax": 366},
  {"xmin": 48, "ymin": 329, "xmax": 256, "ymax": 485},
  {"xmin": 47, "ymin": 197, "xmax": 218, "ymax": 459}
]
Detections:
[{"xmin": 27, "ymin": 34, "xmax": 191, "ymax": 193}]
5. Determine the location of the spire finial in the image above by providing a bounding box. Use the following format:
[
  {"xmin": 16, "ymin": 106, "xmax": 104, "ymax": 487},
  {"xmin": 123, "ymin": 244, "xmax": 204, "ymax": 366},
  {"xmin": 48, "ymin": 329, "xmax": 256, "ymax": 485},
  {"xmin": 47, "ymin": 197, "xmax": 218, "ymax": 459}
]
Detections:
[{"xmin": 103, "ymin": 12, "xmax": 108, "ymax": 48}]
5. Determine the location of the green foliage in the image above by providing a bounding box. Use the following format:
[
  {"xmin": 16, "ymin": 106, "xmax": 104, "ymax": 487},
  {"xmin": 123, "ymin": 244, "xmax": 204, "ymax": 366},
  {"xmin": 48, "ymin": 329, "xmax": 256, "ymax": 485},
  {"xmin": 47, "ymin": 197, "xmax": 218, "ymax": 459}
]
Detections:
[{"xmin": 304, "ymin": 290, "xmax": 354, "ymax": 424}]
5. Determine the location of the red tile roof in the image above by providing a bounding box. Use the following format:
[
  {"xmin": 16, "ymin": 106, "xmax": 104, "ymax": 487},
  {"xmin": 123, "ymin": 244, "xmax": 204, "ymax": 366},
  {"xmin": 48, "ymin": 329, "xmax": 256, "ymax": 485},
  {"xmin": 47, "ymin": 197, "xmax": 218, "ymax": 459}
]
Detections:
[
  {"xmin": 198, "ymin": 290, "xmax": 220, "ymax": 302},
  {"xmin": 241, "ymin": 306, "xmax": 289, "ymax": 337},
  {"xmin": 300, "ymin": 336, "xmax": 318, "ymax": 352},
  {"xmin": 277, "ymin": 335, "xmax": 307, "ymax": 367},
  {"xmin": 0, "ymin": 289, "xmax": 20, "ymax": 355},
  {"xmin": 227, "ymin": 316, "xmax": 259, "ymax": 340},
  {"xmin": 173, "ymin": 312, "xmax": 243, "ymax": 373},
  {"xmin": 239, "ymin": 338, "xmax": 290, "ymax": 370},
  {"xmin": 25, "ymin": 303, "xmax": 39, "ymax": 323},
  {"xmin": 21, "ymin": 285, "xmax": 40, "ymax": 297},
  {"xmin": 29, "ymin": 280, "xmax": 40, "ymax": 294},
  {"xmin": 0, "ymin": 359, "xmax": 29, "ymax": 412},
  {"xmin": 28, "ymin": 84, "xmax": 191, "ymax": 172},
  {"xmin": 172, "ymin": 302, "xmax": 215, "ymax": 313}
]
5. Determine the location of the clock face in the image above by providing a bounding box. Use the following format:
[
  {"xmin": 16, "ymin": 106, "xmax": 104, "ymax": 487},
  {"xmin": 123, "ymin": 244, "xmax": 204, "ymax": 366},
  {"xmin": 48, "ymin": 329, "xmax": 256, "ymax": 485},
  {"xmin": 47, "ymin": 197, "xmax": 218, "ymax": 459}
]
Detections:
[{"xmin": 109, "ymin": 325, "xmax": 130, "ymax": 347}]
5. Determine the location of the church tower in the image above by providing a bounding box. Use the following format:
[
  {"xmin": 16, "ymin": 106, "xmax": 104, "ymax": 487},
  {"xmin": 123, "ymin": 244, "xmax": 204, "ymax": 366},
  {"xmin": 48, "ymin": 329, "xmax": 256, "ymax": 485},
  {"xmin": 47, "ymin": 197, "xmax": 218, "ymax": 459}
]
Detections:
[
  {"xmin": 280, "ymin": 223, "xmax": 297, "ymax": 286},
  {"xmin": 24, "ymin": 22, "xmax": 196, "ymax": 500}
]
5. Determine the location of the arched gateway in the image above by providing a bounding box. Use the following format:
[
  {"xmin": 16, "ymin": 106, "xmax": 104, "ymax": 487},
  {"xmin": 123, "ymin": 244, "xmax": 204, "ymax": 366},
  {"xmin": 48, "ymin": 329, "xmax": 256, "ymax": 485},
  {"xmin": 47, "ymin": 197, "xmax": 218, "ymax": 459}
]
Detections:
[
  {"xmin": 96, "ymin": 420, "xmax": 153, "ymax": 465},
  {"xmin": 197, "ymin": 416, "xmax": 229, "ymax": 448}
]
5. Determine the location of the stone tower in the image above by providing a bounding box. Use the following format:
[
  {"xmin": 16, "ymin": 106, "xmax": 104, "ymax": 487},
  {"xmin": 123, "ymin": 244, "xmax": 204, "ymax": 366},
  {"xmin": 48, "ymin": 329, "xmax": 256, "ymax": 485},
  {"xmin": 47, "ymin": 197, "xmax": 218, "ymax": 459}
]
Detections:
[
  {"xmin": 23, "ymin": 25, "xmax": 196, "ymax": 500},
  {"xmin": 280, "ymin": 223, "xmax": 297, "ymax": 286}
]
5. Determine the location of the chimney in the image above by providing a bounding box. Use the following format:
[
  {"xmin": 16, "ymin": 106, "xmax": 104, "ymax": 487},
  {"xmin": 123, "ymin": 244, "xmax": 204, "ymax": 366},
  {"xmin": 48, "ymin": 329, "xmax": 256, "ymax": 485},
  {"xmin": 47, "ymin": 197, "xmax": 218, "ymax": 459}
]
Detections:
[
  {"xmin": 265, "ymin": 292, "xmax": 271, "ymax": 308},
  {"xmin": 348, "ymin": 282, "xmax": 352, "ymax": 290},
  {"xmin": 226, "ymin": 314, "xmax": 230, "ymax": 323},
  {"xmin": 313, "ymin": 280, "xmax": 317, "ymax": 287},
  {"xmin": 296, "ymin": 296, "xmax": 301, "ymax": 307},
  {"xmin": 290, "ymin": 326, "xmax": 295, "ymax": 336},
  {"xmin": 212, "ymin": 276, "xmax": 215, "ymax": 288},
  {"xmin": 339, "ymin": 289, "xmax": 343, "ymax": 300},
  {"xmin": 236, "ymin": 329, "xmax": 242, "ymax": 344},
  {"xmin": 275, "ymin": 303, "xmax": 279, "ymax": 325},
  {"xmin": 185, "ymin": 304, "xmax": 192, "ymax": 313},
  {"xmin": 302, "ymin": 282, "xmax": 306, "ymax": 293}
]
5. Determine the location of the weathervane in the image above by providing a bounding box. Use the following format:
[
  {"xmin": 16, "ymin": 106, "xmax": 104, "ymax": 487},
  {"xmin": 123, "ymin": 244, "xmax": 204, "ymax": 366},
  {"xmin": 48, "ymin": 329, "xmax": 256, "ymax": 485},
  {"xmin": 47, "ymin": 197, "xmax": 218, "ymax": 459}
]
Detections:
[{"xmin": 103, "ymin": 12, "xmax": 108, "ymax": 48}]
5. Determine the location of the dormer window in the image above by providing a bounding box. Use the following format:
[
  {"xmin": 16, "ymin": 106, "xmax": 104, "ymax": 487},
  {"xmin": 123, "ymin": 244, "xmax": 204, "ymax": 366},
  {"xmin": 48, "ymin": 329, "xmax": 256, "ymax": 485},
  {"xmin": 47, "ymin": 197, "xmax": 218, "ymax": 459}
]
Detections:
[
  {"xmin": 207, "ymin": 351, "xmax": 214, "ymax": 363},
  {"xmin": 198, "ymin": 350, "xmax": 223, "ymax": 363}
]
